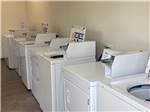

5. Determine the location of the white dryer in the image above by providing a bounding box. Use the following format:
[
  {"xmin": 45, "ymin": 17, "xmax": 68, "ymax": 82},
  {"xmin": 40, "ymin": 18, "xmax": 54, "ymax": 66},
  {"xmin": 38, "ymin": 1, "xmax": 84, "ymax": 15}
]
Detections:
[{"xmin": 19, "ymin": 33, "xmax": 56, "ymax": 89}]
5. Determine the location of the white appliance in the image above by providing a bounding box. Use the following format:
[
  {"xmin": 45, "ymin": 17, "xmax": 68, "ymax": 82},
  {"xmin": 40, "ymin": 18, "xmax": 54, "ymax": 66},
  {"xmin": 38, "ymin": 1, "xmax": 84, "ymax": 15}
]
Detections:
[
  {"xmin": 12, "ymin": 31, "xmax": 38, "ymax": 73},
  {"xmin": 19, "ymin": 33, "xmax": 56, "ymax": 89},
  {"xmin": 101, "ymin": 49, "xmax": 149, "ymax": 78},
  {"xmin": 31, "ymin": 26, "xmax": 96, "ymax": 112},
  {"xmin": 111, "ymin": 74, "xmax": 150, "ymax": 111},
  {"xmin": 30, "ymin": 38, "xmax": 70, "ymax": 107},
  {"xmin": 12, "ymin": 38, "xmax": 32, "ymax": 75},
  {"xmin": 12, "ymin": 38, "xmax": 27, "ymax": 73},
  {"xmin": 2, "ymin": 34, "xmax": 14, "ymax": 66},
  {"xmin": 34, "ymin": 41, "xmax": 96, "ymax": 112},
  {"xmin": 63, "ymin": 51, "xmax": 150, "ymax": 112},
  {"xmin": 29, "ymin": 37, "xmax": 70, "ymax": 89},
  {"xmin": 2, "ymin": 29, "xmax": 28, "ymax": 68}
]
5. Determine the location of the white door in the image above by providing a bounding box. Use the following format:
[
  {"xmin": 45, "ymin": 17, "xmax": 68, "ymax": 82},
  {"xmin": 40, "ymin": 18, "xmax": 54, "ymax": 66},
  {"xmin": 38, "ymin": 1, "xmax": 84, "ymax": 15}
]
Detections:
[{"xmin": 64, "ymin": 79, "xmax": 90, "ymax": 112}]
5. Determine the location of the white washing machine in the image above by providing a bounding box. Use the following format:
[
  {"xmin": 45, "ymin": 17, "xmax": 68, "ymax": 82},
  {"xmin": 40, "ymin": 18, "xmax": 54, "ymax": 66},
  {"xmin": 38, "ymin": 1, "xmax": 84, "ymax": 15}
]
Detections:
[
  {"xmin": 31, "ymin": 26, "xmax": 92, "ymax": 112},
  {"xmin": 111, "ymin": 74, "xmax": 150, "ymax": 111},
  {"xmin": 2, "ymin": 34, "xmax": 14, "ymax": 66},
  {"xmin": 34, "ymin": 41, "xmax": 96, "ymax": 112},
  {"xmin": 63, "ymin": 51, "xmax": 150, "ymax": 112},
  {"xmin": 19, "ymin": 33, "xmax": 56, "ymax": 89},
  {"xmin": 12, "ymin": 38, "xmax": 29, "ymax": 74},
  {"xmin": 29, "ymin": 37, "xmax": 70, "ymax": 90},
  {"xmin": 64, "ymin": 64, "xmax": 150, "ymax": 112},
  {"xmin": 2, "ymin": 30, "xmax": 28, "ymax": 69},
  {"xmin": 30, "ymin": 37, "xmax": 70, "ymax": 106},
  {"xmin": 12, "ymin": 32, "xmax": 37, "ymax": 73}
]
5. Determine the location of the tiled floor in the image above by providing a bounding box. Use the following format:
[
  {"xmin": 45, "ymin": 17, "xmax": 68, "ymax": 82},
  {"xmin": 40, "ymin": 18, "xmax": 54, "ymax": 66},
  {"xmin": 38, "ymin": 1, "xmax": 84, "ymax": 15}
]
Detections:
[{"xmin": 1, "ymin": 60, "xmax": 41, "ymax": 112}]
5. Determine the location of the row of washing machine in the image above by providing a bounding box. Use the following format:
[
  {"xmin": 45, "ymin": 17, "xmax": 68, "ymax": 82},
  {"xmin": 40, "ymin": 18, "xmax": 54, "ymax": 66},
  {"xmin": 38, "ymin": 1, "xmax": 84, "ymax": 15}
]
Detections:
[
  {"xmin": 3, "ymin": 26, "xmax": 98, "ymax": 112},
  {"xmin": 3, "ymin": 26, "xmax": 150, "ymax": 112}
]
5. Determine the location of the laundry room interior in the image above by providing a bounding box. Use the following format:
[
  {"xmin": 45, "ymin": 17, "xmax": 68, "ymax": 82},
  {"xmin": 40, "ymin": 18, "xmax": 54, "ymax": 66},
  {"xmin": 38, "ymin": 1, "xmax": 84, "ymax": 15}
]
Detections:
[{"xmin": 1, "ymin": 1, "xmax": 150, "ymax": 112}]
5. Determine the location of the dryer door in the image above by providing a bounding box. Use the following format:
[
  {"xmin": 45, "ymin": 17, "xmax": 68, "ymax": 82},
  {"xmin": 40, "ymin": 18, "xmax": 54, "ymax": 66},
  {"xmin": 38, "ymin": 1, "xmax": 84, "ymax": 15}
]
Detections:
[{"xmin": 64, "ymin": 79, "xmax": 90, "ymax": 112}]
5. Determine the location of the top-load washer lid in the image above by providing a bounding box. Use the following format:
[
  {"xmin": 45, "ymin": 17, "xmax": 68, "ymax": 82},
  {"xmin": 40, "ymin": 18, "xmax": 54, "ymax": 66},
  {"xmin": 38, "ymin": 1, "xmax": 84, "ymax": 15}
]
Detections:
[{"xmin": 128, "ymin": 84, "xmax": 150, "ymax": 102}]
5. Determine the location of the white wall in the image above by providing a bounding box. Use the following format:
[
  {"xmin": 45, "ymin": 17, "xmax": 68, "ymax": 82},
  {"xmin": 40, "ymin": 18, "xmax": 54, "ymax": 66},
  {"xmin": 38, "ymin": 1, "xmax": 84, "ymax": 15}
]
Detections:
[
  {"xmin": 52, "ymin": 2, "xmax": 149, "ymax": 58},
  {"xmin": 1, "ymin": 1, "xmax": 28, "ymax": 34},
  {"xmin": 1, "ymin": 1, "xmax": 28, "ymax": 58},
  {"xmin": 2, "ymin": 1, "xmax": 149, "ymax": 59},
  {"xmin": 26, "ymin": 2, "xmax": 56, "ymax": 32},
  {"xmin": 26, "ymin": 2, "xmax": 149, "ymax": 58}
]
